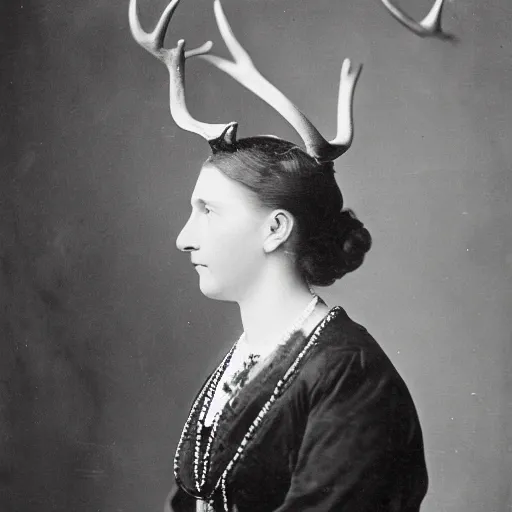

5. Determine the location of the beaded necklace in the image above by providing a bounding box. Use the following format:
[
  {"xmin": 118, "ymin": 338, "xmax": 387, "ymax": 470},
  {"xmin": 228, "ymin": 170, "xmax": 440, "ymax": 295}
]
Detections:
[
  {"xmin": 215, "ymin": 306, "xmax": 339, "ymax": 512},
  {"xmin": 174, "ymin": 296, "xmax": 334, "ymax": 511},
  {"xmin": 173, "ymin": 342, "xmax": 238, "ymax": 493},
  {"xmin": 174, "ymin": 295, "xmax": 318, "ymax": 491},
  {"xmin": 205, "ymin": 294, "xmax": 319, "ymax": 426}
]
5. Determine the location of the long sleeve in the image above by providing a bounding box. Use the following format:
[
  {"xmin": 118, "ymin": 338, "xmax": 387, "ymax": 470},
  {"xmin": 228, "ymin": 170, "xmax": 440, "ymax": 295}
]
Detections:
[{"xmin": 274, "ymin": 348, "xmax": 428, "ymax": 512}]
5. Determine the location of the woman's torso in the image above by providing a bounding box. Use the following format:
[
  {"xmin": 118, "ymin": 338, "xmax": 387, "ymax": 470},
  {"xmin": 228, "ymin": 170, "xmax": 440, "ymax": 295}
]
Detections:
[{"xmin": 172, "ymin": 306, "xmax": 428, "ymax": 512}]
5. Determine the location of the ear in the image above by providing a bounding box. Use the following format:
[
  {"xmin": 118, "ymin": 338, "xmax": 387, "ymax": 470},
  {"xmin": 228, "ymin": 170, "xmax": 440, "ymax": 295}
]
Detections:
[{"xmin": 263, "ymin": 210, "xmax": 295, "ymax": 254}]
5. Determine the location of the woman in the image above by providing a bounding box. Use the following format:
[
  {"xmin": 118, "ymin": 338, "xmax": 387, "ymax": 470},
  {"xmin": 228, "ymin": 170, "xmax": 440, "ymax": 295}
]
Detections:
[{"xmin": 129, "ymin": 1, "xmax": 428, "ymax": 510}]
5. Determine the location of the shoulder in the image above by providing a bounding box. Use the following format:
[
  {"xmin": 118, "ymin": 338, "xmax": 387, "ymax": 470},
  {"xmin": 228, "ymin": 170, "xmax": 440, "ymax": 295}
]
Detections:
[
  {"xmin": 305, "ymin": 305, "xmax": 393, "ymax": 373},
  {"xmin": 298, "ymin": 306, "xmax": 419, "ymax": 416}
]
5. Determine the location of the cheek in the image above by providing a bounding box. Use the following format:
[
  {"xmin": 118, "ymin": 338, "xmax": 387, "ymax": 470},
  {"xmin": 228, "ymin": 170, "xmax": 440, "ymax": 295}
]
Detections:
[
  {"xmin": 211, "ymin": 223, "xmax": 263, "ymax": 269},
  {"xmin": 198, "ymin": 229, "xmax": 262, "ymax": 299}
]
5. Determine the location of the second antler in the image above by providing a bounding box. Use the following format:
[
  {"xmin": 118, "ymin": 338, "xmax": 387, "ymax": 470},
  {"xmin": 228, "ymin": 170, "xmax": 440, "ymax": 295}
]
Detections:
[
  {"xmin": 379, "ymin": 0, "xmax": 455, "ymax": 40},
  {"xmin": 199, "ymin": 0, "xmax": 362, "ymax": 162}
]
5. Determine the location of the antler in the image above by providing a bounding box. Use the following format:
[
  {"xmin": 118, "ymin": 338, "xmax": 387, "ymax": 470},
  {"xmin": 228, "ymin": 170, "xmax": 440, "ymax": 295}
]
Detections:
[
  {"xmin": 128, "ymin": 0, "xmax": 238, "ymax": 145},
  {"xmin": 199, "ymin": 0, "xmax": 362, "ymax": 162},
  {"xmin": 379, "ymin": 0, "xmax": 455, "ymax": 40}
]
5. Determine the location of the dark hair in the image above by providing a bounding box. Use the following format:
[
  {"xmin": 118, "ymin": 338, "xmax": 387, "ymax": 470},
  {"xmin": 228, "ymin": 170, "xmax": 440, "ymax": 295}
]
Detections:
[{"xmin": 206, "ymin": 137, "xmax": 372, "ymax": 287}]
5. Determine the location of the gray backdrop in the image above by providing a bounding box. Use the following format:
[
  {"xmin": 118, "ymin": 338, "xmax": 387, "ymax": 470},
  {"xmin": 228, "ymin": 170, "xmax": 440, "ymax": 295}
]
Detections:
[{"xmin": 1, "ymin": 0, "xmax": 510, "ymax": 510}]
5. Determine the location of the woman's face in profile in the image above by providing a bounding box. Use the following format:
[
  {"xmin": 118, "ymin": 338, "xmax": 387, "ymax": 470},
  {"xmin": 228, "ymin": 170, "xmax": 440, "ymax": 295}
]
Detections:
[{"xmin": 176, "ymin": 163, "xmax": 270, "ymax": 302}]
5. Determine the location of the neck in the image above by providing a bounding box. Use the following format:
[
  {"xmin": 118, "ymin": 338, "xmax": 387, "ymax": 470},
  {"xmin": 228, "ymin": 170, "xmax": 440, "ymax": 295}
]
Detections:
[{"xmin": 237, "ymin": 266, "xmax": 317, "ymax": 351}]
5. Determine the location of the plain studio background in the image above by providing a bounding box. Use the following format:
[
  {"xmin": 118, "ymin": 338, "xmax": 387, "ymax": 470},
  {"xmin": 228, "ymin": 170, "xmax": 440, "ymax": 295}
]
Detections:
[{"xmin": 1, "ymin": 0, "xmax": 511, "ymax": 510}]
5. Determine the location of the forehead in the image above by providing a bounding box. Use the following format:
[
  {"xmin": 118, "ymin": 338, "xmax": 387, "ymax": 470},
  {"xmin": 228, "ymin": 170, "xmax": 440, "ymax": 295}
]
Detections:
[{"xmin": 191, "ymin": 163, "xmax": 261, "ymax": 209}]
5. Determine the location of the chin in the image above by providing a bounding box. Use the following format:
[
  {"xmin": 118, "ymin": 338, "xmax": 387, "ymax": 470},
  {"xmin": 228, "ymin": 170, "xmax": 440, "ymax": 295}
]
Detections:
[
  {"xmin": 198, "ymin": 281, "xmax": 235, "ymax": 302},
  {"xmin": 199, "ymin": 282, "xmax": 226, "ymax": 301}
]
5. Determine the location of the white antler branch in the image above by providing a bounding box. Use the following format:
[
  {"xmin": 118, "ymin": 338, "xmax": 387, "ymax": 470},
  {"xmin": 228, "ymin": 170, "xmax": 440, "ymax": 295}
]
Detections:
[
  {"xmin": 128, "ymin": 0, "xmax": 237, "ymax": 143},
  {"xmin": 380, "ymin": 0, "xmax": 455, "ymax": 40},
  {"xmin": 199, "ymin": 0, "xmax": 362, "ymax": 162}
]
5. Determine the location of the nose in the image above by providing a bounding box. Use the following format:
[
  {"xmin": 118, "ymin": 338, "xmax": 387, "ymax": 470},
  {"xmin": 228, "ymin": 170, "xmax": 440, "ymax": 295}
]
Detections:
[{"xmin": 176, "ymin": 214, "xmax": 198, "ymax": 252}]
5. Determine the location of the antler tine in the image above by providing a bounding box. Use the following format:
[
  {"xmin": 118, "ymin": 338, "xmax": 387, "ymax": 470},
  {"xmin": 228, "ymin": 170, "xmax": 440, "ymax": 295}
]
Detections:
[
  {"xmin": 332, "ymin": 58, "xmax": 362, "ymax": 155},
  {"xmin": 380, "ymin": 0, "xmax": 455, "ymax": 40},
  {"xmin": 211, "ymin": 0, "xmax": 253, "ymax": 68},
  {"xmin": 129, "ymin": 0, "xmax": 178, "ymax": 58},
  {"xmin": 199, "ymin": 0, "xmax": 361, "ymax": 162},
  {"xmin": 128, "ymin": 0, "xmax": 237, "ymax": 144}
]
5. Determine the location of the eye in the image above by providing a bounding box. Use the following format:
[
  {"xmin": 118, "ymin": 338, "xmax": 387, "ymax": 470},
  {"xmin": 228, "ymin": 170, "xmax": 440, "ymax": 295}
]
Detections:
[{"xmin": 203, "ymin": 205, "xmax": 212, "ymax": 215}]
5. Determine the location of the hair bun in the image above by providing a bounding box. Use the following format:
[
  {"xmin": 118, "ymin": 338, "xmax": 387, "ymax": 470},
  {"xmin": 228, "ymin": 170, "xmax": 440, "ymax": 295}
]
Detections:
[
  {"xmin": 299, "ymin": 209, "xmax": 372, "ymax": 287},
  {"xmin": 337, "ymin": 209, "xmax": 372, "ymax": 264}
]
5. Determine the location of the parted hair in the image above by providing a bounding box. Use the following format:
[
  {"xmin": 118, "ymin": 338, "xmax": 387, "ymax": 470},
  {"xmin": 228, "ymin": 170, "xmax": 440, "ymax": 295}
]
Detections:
[{"xmin": 206, "ymin": 137, "xmax": 372, "ymax": 287}]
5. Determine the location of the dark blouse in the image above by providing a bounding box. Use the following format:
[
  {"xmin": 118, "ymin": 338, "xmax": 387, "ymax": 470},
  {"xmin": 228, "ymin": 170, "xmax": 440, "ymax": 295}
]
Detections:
[{"xmin": 169, "ymin": 306, "xmax": 428, "ymax": 511}]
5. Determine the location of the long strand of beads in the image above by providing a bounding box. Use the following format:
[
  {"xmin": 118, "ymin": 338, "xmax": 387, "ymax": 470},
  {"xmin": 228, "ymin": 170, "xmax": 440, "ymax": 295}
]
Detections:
[
  {"xmin": 205, "ymin": 295, "xmax": 319, "ymax": 426},
  {"xmin": 193, "ymin": 335, "xmax": 244, "ymax": 491},
  {"xmin": 194, "ymin": 378, "xmax": 220, "ymax": 490},
  {"xmin": 174, "ymin": 339, "xmax": 240, "ymax": 486},
  {"xmin": 216, "ymin": 307, "xmax": 341, "ymax": 512},
  {"xmin": 175, "ymin": 294, "xmax": 321, "ymax": 501},
  {"xmin": 196, "ymin": 295, "xmax": 319, "ymax": 497},
  {"xmin": 197, "ymin": 408, "xmax": 222, "ymax": 489}
]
